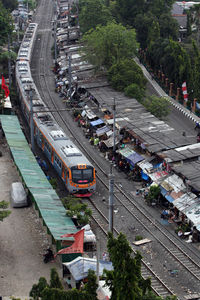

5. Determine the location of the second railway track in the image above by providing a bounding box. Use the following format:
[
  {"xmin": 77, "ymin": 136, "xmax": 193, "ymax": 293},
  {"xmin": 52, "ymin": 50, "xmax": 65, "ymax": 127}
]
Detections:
[{"xmin": 29, "ymin": 0, "xmax": 200, "ymax": 297}]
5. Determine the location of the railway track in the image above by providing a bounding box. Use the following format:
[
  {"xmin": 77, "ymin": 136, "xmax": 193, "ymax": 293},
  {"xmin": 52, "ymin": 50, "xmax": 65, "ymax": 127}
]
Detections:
[{"xmin": 29, "ymin": 0, "xmax": 200, "ymax": 298}]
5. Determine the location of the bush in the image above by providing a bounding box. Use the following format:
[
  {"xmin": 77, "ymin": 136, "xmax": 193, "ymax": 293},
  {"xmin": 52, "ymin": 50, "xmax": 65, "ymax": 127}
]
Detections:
[
  {"xmin": 124, "ymin": 83, "xmax": 145, "ymax": 102},
  {"xmin": 144, "ymin": 96, "xmax": 170, "ymax": 119},
  {"xmin": 61, "ymin": 196, "xmax": 92, "ymax": 226},
  {"xmin": 146, "ymin": 185, "xmax": 160, "ymax": 205},
  {"xmin": 49, "ymin": 178, "xmax": 57, "ymax": 190},
  {"xmin": 135, "ymin": 235, "xmax": 143, "ymax": 241},
  {"xmin": 108, "ymin": 58, "xmax": 147, "ymax": 91}
]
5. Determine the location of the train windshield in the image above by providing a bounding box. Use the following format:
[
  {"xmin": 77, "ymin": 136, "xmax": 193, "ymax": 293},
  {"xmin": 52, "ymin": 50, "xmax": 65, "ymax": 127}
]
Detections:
[{"xmin": 72, "ymin": 168, "xmax": 93, "ymax": 183}]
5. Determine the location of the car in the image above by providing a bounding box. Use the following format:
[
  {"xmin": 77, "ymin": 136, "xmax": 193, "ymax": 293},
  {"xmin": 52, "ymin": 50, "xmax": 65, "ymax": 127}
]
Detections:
[{"xmin": 10, "ymin": 182, "xmax": 28, "ymax": 207}]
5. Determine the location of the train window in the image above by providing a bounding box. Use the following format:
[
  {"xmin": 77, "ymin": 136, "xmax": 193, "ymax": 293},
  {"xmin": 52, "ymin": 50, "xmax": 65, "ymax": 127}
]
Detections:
[
  {"xmin": 71, "ymin": 169, "xmax": 93, "ymax": 183},
  {"xmin": 54, "ymin": 155, "xmax": 62, "ymax": 169},
  {"xmin": 72, "ymin": 170, "xmax": 82, "ymax": 181},
  {"xmin": 83, "ymin": 169, "xmax": 93, "ymax": 180}
]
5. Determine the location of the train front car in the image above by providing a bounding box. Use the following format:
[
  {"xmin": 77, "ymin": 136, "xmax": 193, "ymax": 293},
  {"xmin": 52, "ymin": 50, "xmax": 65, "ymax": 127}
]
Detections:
[
  {"xmin": 69, "ymin": 164, "xmax": 96, "ymax": 197},
  {"xmin": 59, "ymin": 140, "xmax": 96, "ymax": 197},
  {"xmin": 37, "ymin": 122, "xmax": 96, "ymax": 197}
]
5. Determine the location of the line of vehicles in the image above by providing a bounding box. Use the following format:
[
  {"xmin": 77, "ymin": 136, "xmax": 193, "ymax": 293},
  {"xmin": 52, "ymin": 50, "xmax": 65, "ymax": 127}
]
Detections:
[{"xmin": 15, "ymin": 22, "xmax": 96, "ymax": 197}]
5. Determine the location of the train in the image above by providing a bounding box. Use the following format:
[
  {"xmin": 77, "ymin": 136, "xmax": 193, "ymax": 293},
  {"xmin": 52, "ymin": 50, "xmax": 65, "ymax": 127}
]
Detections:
[{"xmin": 15, "ymin": 23, "xmax": 96, "ymax": 197}]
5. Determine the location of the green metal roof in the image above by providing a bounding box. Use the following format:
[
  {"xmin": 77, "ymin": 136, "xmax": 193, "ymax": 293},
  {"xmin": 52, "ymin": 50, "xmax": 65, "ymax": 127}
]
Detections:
[{"xmin": 0, "ymin": 115, "xmax": 77, "ymax": 241}]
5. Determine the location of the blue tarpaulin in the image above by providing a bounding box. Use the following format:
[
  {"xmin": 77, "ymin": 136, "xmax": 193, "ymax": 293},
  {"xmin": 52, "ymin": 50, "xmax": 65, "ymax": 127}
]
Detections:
[
  {"xmin": 90, "ymin": 119, "xmax": 104, "ymax": 127},
  {"xmin": 141, "ymin": 170, "xmax": 149, "ymax": 181},
  {"xmin": 126, "ymin": 152, "xmax": 144, "ymax": 166},
  {"xmin": 160, "ymin": 186, "xmax": 174, "ymax": 203},
  {"xmin": 96, "ymin": 125, "xmax": 110, "ymax": 136}
]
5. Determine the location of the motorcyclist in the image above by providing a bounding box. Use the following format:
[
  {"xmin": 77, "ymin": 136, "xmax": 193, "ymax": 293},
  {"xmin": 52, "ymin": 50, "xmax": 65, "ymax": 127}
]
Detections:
[{"xmin": 44, "ymin": 247, "xmax": 54, "ymax": 263}]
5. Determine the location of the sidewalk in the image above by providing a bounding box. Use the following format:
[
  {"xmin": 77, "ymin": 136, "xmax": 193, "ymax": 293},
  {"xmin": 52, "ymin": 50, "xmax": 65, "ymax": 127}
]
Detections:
[{"xmin": 135, "ymin": 57, "xmax": 200, "ymax": 124}]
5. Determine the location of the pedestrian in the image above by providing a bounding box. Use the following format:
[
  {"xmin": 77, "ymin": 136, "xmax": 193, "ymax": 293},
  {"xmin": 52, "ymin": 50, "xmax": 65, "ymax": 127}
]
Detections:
[{"xmin": 195, "ymin": 122, "xmax": 200, "ymax": 130}]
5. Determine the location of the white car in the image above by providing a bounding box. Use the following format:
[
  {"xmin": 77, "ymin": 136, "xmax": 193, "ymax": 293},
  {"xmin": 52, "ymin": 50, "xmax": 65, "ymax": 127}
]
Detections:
[{"xmin": 10, "ymin": 182, "xmax": 28, "ymax": 207}]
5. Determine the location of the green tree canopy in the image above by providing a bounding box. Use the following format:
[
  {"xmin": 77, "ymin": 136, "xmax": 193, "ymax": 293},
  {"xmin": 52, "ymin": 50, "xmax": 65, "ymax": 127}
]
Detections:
[
  {"xmin": 148, "ymin": 38, "xmax": 191, "ymax": 88},
  {"xmin": 146, "ymin": 0, "xmax": 175, "ymax": 18},
  {"xmin": 114, "ymin": 0, "xmax": 146, "ymax": 26},
  {"xmin": 108, "ymin": 58, "xmax": 146, "ymax": 92},
  {"xmin": 79, "ymin": 0, "xmax": 113, "ymax": 34},
  {"xmin": 144, "ymin": 96, "xmax": 170, "ymax": 119},
  {"xmin": 104, "ymin": 232, "xmax": 177, "ymax": 300},
  {"xmin": 158, "ymin": 13, "xmax": 178, "ymax": 40},
  {"xmin": 82, "ymin": 22, "xmax": 139, "ymax": 69},
  {"xmin": 30, "ymin": 268, "xmax": 98, "ymax": 300},
  {"xmin": 50, "ymin": 268, "xmax": 63, "ymax": 290},
  {"xmin": 0, "ymin": 1, "xmax": 14, "ymax": 46},
  {"xmin": 29, "ymin": 277, "xmax": 48, "ymax": 300},
  {"xmin": 124, "ymin": 83, "xmax": 145, "ymax": 102},
  {"xmin": 135, "ymin": 13, "xmax": 160, "ymax": 49},
  {"xmin": 1, "ymin": 0, "xmax": 17, "ymax": 11}
]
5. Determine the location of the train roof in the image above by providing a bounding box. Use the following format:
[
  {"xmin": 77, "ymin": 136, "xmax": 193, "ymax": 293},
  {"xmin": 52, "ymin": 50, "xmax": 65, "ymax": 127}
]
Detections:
[
  {"xmin": 16, "ymin": 23, "xmax": 38, "ymax": 62},
  {"xmin": 37, "ymin": 116, "xmax": 93, "ymax": 168},
  {"xmin": 16, "ymin": 22, "xmax": 94, "ymax": 170}
]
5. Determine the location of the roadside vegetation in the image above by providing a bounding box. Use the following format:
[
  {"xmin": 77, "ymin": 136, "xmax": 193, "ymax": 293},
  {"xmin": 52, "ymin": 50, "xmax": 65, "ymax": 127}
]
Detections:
[
  {"xmin": 61, "ymin": 195, "xmax": 92, "ymax": 226},
  {"xmin": 0, "ymin": 200, "xmax": 11, "ymax": 221},
  {"xmin": 79, "ymin": 0, "xmax": 200, "ymax": 118},
  {"xmin": 26, "ymin": 233, "xmax": 177, "ymax": 300}
]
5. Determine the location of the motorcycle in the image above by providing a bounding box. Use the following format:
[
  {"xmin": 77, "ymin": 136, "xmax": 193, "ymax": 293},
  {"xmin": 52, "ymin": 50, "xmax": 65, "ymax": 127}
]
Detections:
[{"xmin": 43, "ymin": 248, "xmax": 54, "ymax": 263}]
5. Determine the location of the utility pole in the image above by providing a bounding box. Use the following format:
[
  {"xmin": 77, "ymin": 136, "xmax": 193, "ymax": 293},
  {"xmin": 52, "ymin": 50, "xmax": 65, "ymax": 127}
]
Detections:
[
  {"xmin": 53, "ymin": 0, "xmax": 57, "ymax": 63},
  {"xmin": 68, "ymin": 54, "xmax": 72, "ymax": 103},
  {"xmin": 8, "ymin": 35, "xmax": 12, "ymax": 91},
  {"xmin": 67, "ymin": 3, "xmax": 70, "ymax": 43},
  {"xmin": 54, "ymin": 0, "xmax": 57, "ymax": 62},
  {"xmin": 113, "ymin": 97, "xmax": 116, "ymax": 153},
  {"xmin": 96, "ymin": 235, "xmax": 100, "ymax": 285},
  {"xmin": 17, "ymin": 16, "xmax": 20, "ymax": 45},
  {"xmin": 109, "ymin": 164, "xmax": 114, "ymax": 233},
  {"xmin": 28, "ymin": 88, "xmax": 35, "ymax": 153}
]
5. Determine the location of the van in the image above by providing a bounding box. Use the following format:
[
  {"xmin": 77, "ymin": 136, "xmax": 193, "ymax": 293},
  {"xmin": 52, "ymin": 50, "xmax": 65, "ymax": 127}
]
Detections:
[{"xmin": 10, "ymin": 182, "xmax": 28, "ymax": 208}]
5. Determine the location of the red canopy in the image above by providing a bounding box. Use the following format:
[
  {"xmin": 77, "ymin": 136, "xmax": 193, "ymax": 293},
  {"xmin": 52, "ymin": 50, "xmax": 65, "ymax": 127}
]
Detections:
[
  {"xmin": 56, "ymin": 229, "xmax": 85, "ymax": 255},
  {"xmin": 1, "ymin": 75, "xmax": 10, "ymax": 98}
]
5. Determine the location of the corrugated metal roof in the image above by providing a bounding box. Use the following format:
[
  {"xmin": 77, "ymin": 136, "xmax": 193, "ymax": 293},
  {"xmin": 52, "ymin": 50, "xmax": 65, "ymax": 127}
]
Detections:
[{"xmin": 0, "ymin": 115, "xmax": 77, "ymax": 241}]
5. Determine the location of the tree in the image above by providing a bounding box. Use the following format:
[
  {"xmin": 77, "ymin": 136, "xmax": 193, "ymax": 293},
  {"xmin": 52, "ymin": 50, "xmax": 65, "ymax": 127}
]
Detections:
[
  {"xmin": 0, "ymin": 2, "xmax": 14, "ymax": 46},
  {"xmin": 1, "ymin": 0, "xmax": 18, "ymax": 11},
  {"xmin": 62, "ymin": 196, "xmax": 92, "ymax": 226},
  {"xmin": 83, "ymin": 269, "xmax": 98, "ymax": 299},
  {"xmin": 30, "ymin": 268, "xmax": 98, "ymax": 300},
  {"xmin": 158, "ymin": 13, "xmax": 178, "ymax": 40},
  {"xmin": 108, "ymin": 59, "xmax": 146, "ymax": 92},
  {"xmin": 29, "ymin": 277, "xmax": 49, "ymax": 300},
  {"xmin": 134, "ymin": 13, "xmax": 160, "ymax": 49},
  {"xmin": 186, "ymin": 11, "xmax": 192, "ymax": 37},
  {"xmin": 104, "ymin": 232, "xmax": 177, "ymax": 300},
  {"xmin": 144, "ymin": 96, "xmax": 170, "ymax": 119},
  {"xmin": 104, "ymin": 232, "xmax": 143, "ymax": 299},
  {"xmin": 124, "ymin": 83, "xmax": 145, "ymax": 102},
  {"xmin": 0, "ymin": 200, "xmax": 11, "ymax": 221},
  {"xmin": 50, "ymin": 268, "xmax": 63, "ymax": 290},
  {"xmin": 79, "ymin": 0, "xmax": 113, "ymax": 34},
  {"xmin": 145, "ymin": 185, "xmax": 161, "ymax": 206},
  {"xmin": 148, "ymin": 38, "xmax": 191, "ymax": 88},
  {"xmin": 114, "ymin": 0, "xmax": 146, "ymax": 27},
  {"xmin": 146, "ymin": 0, "xmax": 175, "ymax": 18},
  {"xmin": 190, "ymin": 4, "xmax": 200, "ymax": 46},
  {"xmin": 82, "ymin": 22, "xmax": 139, "ymax": 70}
]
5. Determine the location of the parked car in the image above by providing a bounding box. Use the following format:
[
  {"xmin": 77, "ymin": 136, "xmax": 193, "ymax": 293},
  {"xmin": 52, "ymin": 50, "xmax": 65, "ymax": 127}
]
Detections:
[{"xmin": 10, "ymin": 182, "xmax": 28, "ymax": 208}]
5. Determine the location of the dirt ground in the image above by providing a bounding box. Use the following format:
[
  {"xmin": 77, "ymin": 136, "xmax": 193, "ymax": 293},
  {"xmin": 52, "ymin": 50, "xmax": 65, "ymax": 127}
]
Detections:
[{"xmin": 0, "ymin": 140, "xmax": 62, "ymax": 300}]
